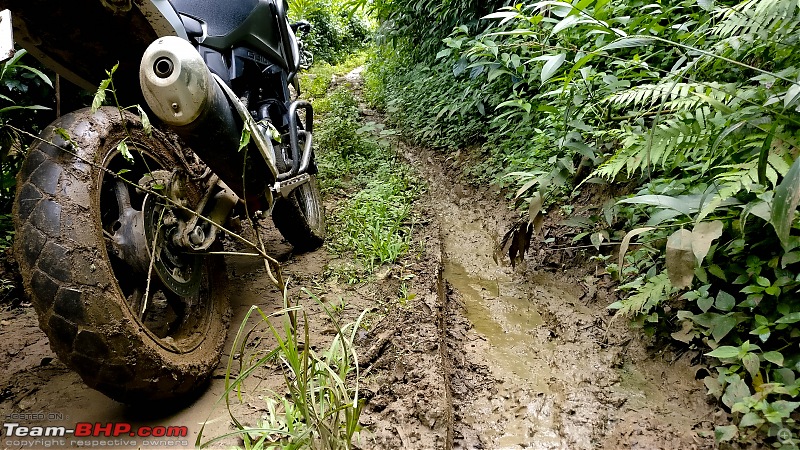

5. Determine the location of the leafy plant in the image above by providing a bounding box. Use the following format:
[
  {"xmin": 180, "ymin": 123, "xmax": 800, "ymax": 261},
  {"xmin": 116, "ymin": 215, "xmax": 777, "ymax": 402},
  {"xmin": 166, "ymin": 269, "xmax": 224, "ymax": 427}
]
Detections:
[
  {"xmin": 199, "ymin": 292, "xmax": 365, "ymax": 449},
  {"xmin": 314, "ymin": 86, "xmax": 421, "ymax": 272},
  {"xmin": 289, "ymin": 0, "xmax": 372, "ymax": 65},
  {"xmin": 0, "ymin": 49, "xmax": 54, "ymax": 212},
  {"xmin": 363, "ymin": 0, "xmax": 800, "ymax": 443}
]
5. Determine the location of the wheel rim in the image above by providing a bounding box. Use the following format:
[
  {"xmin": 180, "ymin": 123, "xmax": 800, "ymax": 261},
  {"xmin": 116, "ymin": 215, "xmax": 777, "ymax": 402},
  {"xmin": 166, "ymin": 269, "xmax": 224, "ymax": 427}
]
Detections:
[{"xmin": 99, "ymin": 142, "xmax": 214, "ymax": 353}]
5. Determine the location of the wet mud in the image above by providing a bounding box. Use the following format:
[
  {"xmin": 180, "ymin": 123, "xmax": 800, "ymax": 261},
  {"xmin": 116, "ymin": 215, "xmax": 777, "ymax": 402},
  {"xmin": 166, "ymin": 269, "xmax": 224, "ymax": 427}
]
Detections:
[{"xmin": 0, "ymin": 69, "xmax": 724, "ymax": 450}]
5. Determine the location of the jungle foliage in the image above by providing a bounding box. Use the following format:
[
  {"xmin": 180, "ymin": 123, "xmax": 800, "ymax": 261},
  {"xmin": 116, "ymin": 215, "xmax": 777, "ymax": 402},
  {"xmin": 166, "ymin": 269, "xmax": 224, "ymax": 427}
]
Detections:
[
  {"xmin": 0, "ymin": 50, "xmax": 53, "ymax": 215},
  {"xmin": 364, "ymin": 0, "xmax": 800, "ymax": 444},
  {"xmin": 289, "ymin": 0, "xmax": 373, "ymax": 64}
]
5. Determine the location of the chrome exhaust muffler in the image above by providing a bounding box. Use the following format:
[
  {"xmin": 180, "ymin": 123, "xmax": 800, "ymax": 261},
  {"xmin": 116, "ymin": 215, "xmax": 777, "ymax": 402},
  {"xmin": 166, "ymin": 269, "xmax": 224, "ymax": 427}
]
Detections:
[{"xmin": 139, "ymin": 36, "xmax": 271, "ymax": 197}]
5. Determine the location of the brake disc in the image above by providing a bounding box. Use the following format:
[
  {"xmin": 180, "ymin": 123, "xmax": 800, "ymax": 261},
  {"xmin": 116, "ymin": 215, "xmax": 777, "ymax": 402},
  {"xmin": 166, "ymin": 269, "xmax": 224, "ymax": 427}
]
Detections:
[{"xmin": 142, "ymin": 193, "xmax": 202, "ymax": 297}]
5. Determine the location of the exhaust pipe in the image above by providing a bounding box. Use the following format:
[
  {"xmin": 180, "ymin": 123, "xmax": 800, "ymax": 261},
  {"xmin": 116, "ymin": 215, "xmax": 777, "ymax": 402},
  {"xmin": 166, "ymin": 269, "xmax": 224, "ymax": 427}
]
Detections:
[{"xmin": 139, "ymin": 36, "xmax": 269, "ymax": 197}]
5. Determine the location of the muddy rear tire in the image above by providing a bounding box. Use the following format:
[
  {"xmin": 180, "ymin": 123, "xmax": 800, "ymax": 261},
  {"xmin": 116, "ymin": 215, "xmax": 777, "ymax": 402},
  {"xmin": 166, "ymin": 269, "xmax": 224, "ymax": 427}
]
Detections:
[{"xmin": 13, "ymin": 107, "xmax": 229, "ymax": 403}]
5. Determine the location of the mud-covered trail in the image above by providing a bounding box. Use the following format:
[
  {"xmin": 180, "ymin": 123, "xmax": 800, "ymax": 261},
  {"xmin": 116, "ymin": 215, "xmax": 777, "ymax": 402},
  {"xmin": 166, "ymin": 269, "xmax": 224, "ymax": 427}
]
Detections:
[{"xmin": 0, "ymin": 70, "xmax": 720, "ymax": 449}]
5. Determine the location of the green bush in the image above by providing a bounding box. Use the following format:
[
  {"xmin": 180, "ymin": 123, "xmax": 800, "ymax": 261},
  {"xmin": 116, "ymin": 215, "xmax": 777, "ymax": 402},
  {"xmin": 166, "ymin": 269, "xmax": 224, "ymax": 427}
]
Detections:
[
  {"xmin": 363, "ymin": 0, "xmax": 800, "ymax": 443},
  {"xmin": 315, "ymin": 87, "xmax": 421, "ymax": 272},
  {"xmin": 290, "ymin": 0, "xmax": 372, "ymax": 65}
]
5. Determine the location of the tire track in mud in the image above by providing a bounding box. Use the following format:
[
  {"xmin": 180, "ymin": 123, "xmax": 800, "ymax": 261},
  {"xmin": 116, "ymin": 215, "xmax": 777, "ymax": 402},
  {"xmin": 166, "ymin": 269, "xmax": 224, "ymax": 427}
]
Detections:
[
  {"xmin": 397, "ymin": 140, "xmax": 720, "ymax": 449},
  {"xmin": 340, "ymin": 66, "xmax": 720, "ymax": 449}
]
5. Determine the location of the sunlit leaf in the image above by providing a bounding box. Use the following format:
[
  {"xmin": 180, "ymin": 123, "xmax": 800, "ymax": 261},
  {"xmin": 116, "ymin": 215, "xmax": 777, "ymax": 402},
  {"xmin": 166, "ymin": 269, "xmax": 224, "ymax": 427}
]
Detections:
[
  {"xmin": 772, "ymin": 156, "xmax": 800, "ymax": 251},
  {"xmin": 540, "ymin": 53, "xmax": 566, "ymax": 83},
  {"xmin": 715, "ymin": 290, "xmax": 735, "ymax": 312},
  {"xmin": 239, "ymin": 126, "xmax": 251, "ymax": 152},
  {"xmin": 618, "ymin": 227, "xmax": 654, "ymax": 278},
  {"xmin": 697, "ymin": 0, "xmax": 714, "ymax": 11},
  {"xmin": 598, "ymin": 36, "xmax": 655, "ymax": 52},
  {"xmin": 692, "ymin": 220, "xmax": 723, "ymax": 264},
  {"xmin": 714, "ymin": 425, "xmax": 737, "ymax": 443},
  {"xmin": 742, "ymin": 352, "xmax": 759, "ymax": 378},
  {"xmin": 92, "ymin": 77, "xmax": 111, "ymax": 113},
  {"xmin": 136, "ymin": 105, "xmax": 152, "ymax": 136},
  {"xmin": 117, "ymin": 140, "xmax": 133, "ymax": 162},
  {"xmin": 763, "ymin": 351, "xmax": 784, "ymax": 366},
  {"xmin": 16, "ymin": 64, "xmax": 53, "ymax": 88}
]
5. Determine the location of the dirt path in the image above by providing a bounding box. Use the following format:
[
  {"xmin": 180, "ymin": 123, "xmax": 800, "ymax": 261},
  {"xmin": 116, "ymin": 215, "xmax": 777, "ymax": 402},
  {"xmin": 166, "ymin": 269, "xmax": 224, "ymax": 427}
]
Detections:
[
  {"xmin": 404, "ymin": 142, "xmax": 719, "ymax": 449},
  {"xmin": 0, "ymin": 69, "xmax": 722, "ymax": 450}
]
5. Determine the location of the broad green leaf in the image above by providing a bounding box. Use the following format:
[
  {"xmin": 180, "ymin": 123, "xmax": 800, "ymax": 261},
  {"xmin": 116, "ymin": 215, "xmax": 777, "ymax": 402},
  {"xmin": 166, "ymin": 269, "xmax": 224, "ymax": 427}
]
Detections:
[
  {"xmin": 488, "ymin": 67, "xmax": 511, "ymax": 82},
  {"xmin": 771, "ymin": 400, "xmax": 800, "ymax": 418},
  {"xmin": 715, "ymin": 290, "xmax": 735, "ymax": 312},
  {"xmin": 482, "ymin": 10, "xmax": 518, "ymax": 20},
  {"xmin": 785, "ymin": 83, "xmax": 800, "ymax": 109},
  {"xmin": 706, "ymin": 346, "xmax": 739, "ymax": 359},
  {"xmin": 739, "ymin": 411, "xmax": 764, "ymax": 428},
  {"xmin": 618, "ymin": 195, "xmax": 695, "ymax": 216},
  {"xmin": 692, "ymin": 220, "xmax": 723, "ymax": 264},
  {"xmin": 552, "ymin": 15, "xmax": 580, "ymax": 34},
  {"xmin": 92, "ymin": 77, "xmax": 111, "ymax": 113},
  {"xmin": 714, "ymin": 425, "xmax": 738, "ymax": 443},
  {"xmin": 618, "ymin": 227, "xmax": 654, "ymax": 277},
  {"xmin": 598, "ymin": 36, "xmax": 655, "ymax": 52},
  {"xmin": 771, "ymin": 156, "xmax": 800, "ymax": 251},
  {"xmin": 776, "ymin": 312, "xmax": 800, "ymax": 324},
  {"xmin": 436, "ymin": 49, "xmax": 452, "ymax": 59},
  {"xmin": 708, "ymin": 265, "xmax": 727, "ymax": 281},
  {"xmin": 239, "ymin": 126, "xmax": 251, "ymax": 152},
  {"xmin": 540, "ymin": 53, "xmax": 566, "ymax": 83},
  {"xmin": 666, "ymin": 229, "xmax": 695, "ymax": 289},
  {"xmin": 721, "ymin": 376, "xmax": 750, "ymax": 408},
  {"xmin": 765, "ymin": 286, "xmax": 781, "ymax": 296},
  {"xmin": 697, "ymin": 0, "xmax": 714, "ymax": 11},
  {"xmin": 781, "ymin": 251, "xmax": 800, "ymax": 268},
  {"xmin": 16, "ymin": 64, "xmax": 53, "ymax": 88},
  {"xmin": 742, "ymin": 352, "xmax": 759, "ymax": 378},
  {"xmin": 697, "ymin": 295, "xmax": 714, "ymax": 313},
  {"xmin": 515, "ymin": 177, "xmax": 539, "ymax": 200},
  {"xmin": 763, "ymin": 351, "xmax": 784, "ymax": 366},
  {"xmin": 0, "ymin": 105, "xmax": 51, "ymax": 114},
  {"xmin": 711, "ymin": 315, "xmax": 737, "ymax": 342}
]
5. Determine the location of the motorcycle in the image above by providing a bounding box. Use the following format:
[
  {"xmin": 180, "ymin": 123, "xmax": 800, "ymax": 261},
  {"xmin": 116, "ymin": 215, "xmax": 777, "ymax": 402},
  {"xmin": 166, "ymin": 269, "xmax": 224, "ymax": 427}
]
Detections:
[{"xmin": 0, "ymin": 0, "xmax": 325, "ymax": 402}]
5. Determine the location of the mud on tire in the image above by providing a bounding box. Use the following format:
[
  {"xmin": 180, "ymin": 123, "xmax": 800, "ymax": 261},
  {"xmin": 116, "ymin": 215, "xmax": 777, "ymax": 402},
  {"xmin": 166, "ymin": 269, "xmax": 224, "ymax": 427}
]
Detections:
[
  {"xmin": 13, "ymin": 107, "xmax": 230, "ymax": 403},
  {"xmin": 271, "ymin": 135, "xmax": 326, "ymax": 252}
]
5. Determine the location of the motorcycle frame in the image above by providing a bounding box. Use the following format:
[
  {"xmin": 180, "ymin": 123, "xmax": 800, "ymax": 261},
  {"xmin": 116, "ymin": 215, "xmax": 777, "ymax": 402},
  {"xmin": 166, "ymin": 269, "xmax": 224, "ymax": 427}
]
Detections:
[{"xmin": 1, "ymin": 0, "xmax": 315, "ymax": 208}]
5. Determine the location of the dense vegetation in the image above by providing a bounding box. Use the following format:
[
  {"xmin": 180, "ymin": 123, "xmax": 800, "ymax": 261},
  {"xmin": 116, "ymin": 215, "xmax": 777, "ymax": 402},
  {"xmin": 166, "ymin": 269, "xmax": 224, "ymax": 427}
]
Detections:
[
  {"xmin": 363, "ymin": 0, "xmax": 800, "ymax": 444},
  {"xmin": 3, "ymin": 0, "xmax": 800, "ymax": 445},
  {"xmin": 288, "ymin": 0, "xmax": 372, "ymax": 64}
]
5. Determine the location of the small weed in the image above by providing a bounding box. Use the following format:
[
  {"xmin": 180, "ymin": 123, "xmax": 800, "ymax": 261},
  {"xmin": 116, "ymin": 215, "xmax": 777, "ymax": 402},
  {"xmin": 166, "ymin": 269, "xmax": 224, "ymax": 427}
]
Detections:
[
  {"xmin": 314, "ymin": 86, "xmax": 421, "ymax": 272},
  {"xmin": 199, "ymin": 290, "xmax": 365, "ymax": 449}
]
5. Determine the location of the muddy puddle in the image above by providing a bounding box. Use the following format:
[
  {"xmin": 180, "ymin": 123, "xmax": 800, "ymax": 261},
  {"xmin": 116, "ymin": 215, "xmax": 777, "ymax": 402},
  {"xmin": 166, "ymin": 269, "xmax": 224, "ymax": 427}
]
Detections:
[
  {"xmin": 443, "ymin": 261, "xmax": 547, "ymax": 385},
  {"xmin": 401, "ymin": 139, "xmax": 718, "ymax": 449}
]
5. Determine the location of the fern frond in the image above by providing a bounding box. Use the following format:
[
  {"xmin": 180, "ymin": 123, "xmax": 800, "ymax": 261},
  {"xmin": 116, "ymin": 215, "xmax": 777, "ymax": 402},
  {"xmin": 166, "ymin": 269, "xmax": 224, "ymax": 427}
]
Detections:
[
  {"xmin": 713, "ymin": 0, "xmax": 800, "ymax": 40},
  {"xmin": 612, "ymin": 272, "xmax": 672, "ymax": 316},
  {"xmin": 592, "ymin": 112, "xmax": 716, "ymax": 180},
  {"xmin": 604, "ymin": 82, "xmax": 734, "ymax": 112}
]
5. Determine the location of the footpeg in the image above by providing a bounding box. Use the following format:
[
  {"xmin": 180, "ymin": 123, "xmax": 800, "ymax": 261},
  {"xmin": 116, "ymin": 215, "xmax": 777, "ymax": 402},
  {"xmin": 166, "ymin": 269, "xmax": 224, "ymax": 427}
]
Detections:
[{"xmin": 273, "ymin": 173, "xmax": 310, "ymax": 198}]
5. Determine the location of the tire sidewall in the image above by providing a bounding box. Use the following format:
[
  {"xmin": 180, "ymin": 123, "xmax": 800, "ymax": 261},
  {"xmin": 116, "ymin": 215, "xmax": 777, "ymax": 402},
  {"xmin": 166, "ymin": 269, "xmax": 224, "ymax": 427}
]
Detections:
[{"xmin": 13, "ymin": 107, "xmax": 229, "ymax": 402}]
